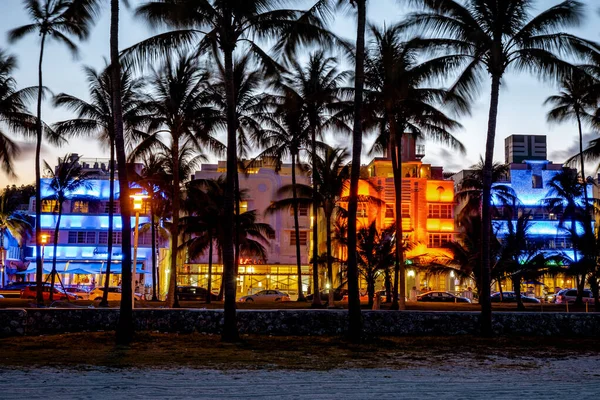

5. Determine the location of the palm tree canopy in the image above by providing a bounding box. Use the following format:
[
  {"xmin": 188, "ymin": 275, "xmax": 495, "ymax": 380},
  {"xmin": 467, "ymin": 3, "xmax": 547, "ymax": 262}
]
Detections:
[
  {"xmin": 8, "ymin": 0, "xmax": 98, "ymax": 55},
  {"xmin": 404, "ymin": 0, "xmax": 592, "ymax": 99},
  {"xmin": 43, "ymin": 153, "xmax": 95, "ymax": 204},
  {"xmin": 53, "ymin": 64, "xmax": 150, "ymax": 151},
  {"xmin": 364, "ymin": 24, "xmax": 467, "ymax": 155},
  {"xmin": 0, "ymin": 187, "xmax": 33, "ymax": 245}
]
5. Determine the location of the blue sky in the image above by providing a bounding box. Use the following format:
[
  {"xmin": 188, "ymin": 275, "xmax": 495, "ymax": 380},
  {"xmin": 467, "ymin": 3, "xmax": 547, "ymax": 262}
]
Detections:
[{"xmin": 1, "ymin": 0, "xmax": 599, "ymax": 185}]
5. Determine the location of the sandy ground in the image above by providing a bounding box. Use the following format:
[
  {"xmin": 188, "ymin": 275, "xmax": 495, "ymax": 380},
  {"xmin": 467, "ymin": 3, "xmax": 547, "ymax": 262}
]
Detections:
[{"xmin": 2, "ymin": 355, "xmax": 599, "ymax": 399}]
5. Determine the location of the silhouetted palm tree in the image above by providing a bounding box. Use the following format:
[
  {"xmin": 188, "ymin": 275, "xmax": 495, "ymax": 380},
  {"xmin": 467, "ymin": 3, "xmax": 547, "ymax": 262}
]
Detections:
[
  {"xmin": 53, "ymin": 64, "xmax": 148, "ymax": 307},
  {"xmin": 0, "ymin": 187, "xmax": 33, "ymax": 287},
  {"xmin": 9, "ymin": 0, "xmax": 96, "ymax": 306},
  {"xmin": 43, "ymin": 153, "xmax": 93, "ymax": 301},
  {"xmin": 365, "ymin": 24, "xmax": 465, "ymax": 310},
  {"xmin": 406, "ymin": 0, "xmax": 589, "ymax": 334},
  {"xmin": 129, "ymin": 0, "xmax": 339, "ymax": 342}
]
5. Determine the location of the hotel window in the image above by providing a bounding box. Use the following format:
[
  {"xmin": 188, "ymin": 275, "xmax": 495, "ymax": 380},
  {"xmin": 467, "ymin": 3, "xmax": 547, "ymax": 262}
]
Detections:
[
  {"xmin": 240, "ymin": 201, "xmax": 248, "ymax": 214},
  {"xmin": 357, "ymin": 203, "xmax": 368, "ymax": 218},
  {"xmin": 289, "ymin": 204, "xmax": 309, "ymax": 217},
  {"xmin": 401, "ymin": 204, "xmax": 410, "ymax": 218},
  {"xmin": 385, "ymin": 204, "xmax": 394, "ymax": 219},
  {"xmin": 41, "ymin": 200, "xmax": 58, "ymax": 212},
  {"xmin": 428, "ymin": 204, "xmax": 453, "ymax": 218},
  {"xmin": 290, "ymin": 231, "xmax": 308, "ymax": 246},
  {"xmin": 99, "ymin": 231, "xmax": 123, "ymax": 245},
  {"xmin": 68, "ymin": 231, "xmax": 97, "ymax": 244},
  {"xmin": 428, "ymin": 233, "xmax": 453, "ymax": 248},
  {"xmin": 103, "ymin": 201, "xmax": 119, "ymax": 214},
  {"xmin": 71, "ymin": 200, "xmax": 89, "ymax": 213}
]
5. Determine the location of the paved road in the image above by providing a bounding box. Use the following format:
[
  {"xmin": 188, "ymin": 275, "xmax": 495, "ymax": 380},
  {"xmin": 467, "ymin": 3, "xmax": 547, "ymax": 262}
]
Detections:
[{"xmin": 2, "ymin": 356, "xmax": 599, "ymax": 399}]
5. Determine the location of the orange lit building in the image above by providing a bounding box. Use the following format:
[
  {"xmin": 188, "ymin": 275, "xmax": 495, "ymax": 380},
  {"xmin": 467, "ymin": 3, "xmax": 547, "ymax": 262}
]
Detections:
[{"xmin": 354, "ymin": 137, "xmax": 459, "ymax": 295}]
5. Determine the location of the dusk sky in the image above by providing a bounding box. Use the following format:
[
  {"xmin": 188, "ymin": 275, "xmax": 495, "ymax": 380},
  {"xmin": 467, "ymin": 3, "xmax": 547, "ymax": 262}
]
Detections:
[{"xmin": 1, "ymin": 0, "xmax": 599, "ymax": 186}]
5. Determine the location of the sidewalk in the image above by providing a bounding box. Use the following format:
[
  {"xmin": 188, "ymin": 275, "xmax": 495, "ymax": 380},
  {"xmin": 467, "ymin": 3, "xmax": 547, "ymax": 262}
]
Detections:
[{"xmin": 2, "ymin": 355, "xmax": 599, "ymax": 399}]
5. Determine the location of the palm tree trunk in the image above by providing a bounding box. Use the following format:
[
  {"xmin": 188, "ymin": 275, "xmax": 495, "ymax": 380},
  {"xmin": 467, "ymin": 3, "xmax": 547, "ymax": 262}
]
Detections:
[
  {"xmin": 150, "ymin": 200, "xmax": 158, "ymax": 301},
  {"xmin": 0, "ymin": 231, "xmax": 5, "ymax": 288},
  {"xmin": 35, "ymin": 33, "xmax": 47, "ymax": 307},
  {"xmin": 234, "ymin": 168, "xmax": 241, "ymax": 279},
  {"xmin": 575, "ymin": 110, "xmax": 590, "ymax": 305},
  {"xmin": 112, "ymin": 0, "xmax": 134, "ymax": 346},
  {"xmin": 100, "ymin": 140, "xmax": 115, "ymax": 307},
  {"xmin": 311, "ymin": 129, "xmax": 322, "ymax": 308},
  {"xmin": 49, "ymin": 202, "xmax": 62, "ymax": 302},
  {"xmin": 326, "ymin": 211, "xmax": 334, "ymax": 307},
  {"xmin": 346, "ymin": 0, "xmax": 366, "ymax": 342},
  {"xmin": 221, "ymin": 39, "xmax": 240, "ymax": 342},
  {"xmin": 390, "ymin": 125, "xmax": 406, "ymax": 310},
  {"xmin": 367, "ymin": 272, "xmax": 374, "ymax": 309},
  {"xmin": 480, "ymin": 74, "xmax": 501, "ymax": 337},
  {"xmin": 207, "ymin": 231, "xmax": 213, "ymax": 304},
  {"xmin": 513, "ymin": 275, "xmax": 524, "ymax": 311},
  {"xmin": 167, "ymin": 137, "xmax": 180, "ymax": 308},
  {"xmin": 291, "ymin": 153, "xmax": 305, "ymax": 301}
]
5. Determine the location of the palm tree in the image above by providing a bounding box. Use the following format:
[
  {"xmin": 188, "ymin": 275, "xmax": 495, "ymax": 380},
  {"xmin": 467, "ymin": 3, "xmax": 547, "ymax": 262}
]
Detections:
[
  {"xmin": 129, "ymin": 154, "xmax": 170, "ymax": 302},
  {"xmin": 8, "ymin": 0, "xmax": 97, "ymax": 306},
  {"xmin": 52, "ymin": 64, "xmax": 148, "ymax": 307},
  {"xmin": 270, "ymin": 146, "xmax": 351, "ymax": 307},
  {"xmin": 405, "ymin": 0, "xmax": 589, "ymax": 334},
  {"xmin": 365, "ymin": 24, "xmax": 466, "ymax": 310},
  {"xmin": 129, "ymin": 0, "xmax": 340, "ymax": 343},
  {"xmin": 183, "ymin": 177, "xmax": 275, "ymax": 301},
  {"xmin": 130, "ymin": 54, "xmax": 221, "ymax": 308},
  {"xmin": 43, "ymin": 153, "xmax": 93, "ymax": 301},
  {"xmin": 542, "ymin": 169, "xmax": 589, "ymax": 304},
  {"xmin": 455, "ymin": 159, "xmax": 517, "ymax": 220},
  {"xmin": 0, "ymin": 187, "xmax": 32, "ymax": 287},
  {"xmin": 545, "ymin": 70, "xmax": 600, "ymax": 209},
  {"xmin": 356, "ymin": 221, "xmax": 395, "ymax": 308}
]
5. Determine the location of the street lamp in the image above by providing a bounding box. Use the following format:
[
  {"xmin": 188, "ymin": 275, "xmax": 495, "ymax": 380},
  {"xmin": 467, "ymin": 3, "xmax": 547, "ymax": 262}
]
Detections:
[
  {"xmin": 40, "ymin": 233, "xmax": 49, "ymax": 277},
  {"xmin": 130, "ymin": 194, "xmax": 149, "ymax": 308}
]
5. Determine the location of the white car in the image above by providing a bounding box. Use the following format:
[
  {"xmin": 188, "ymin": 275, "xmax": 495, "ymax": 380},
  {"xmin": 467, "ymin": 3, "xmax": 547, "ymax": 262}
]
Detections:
[
  {"xmin": 89, "ymin": 287, "xmax": 143, "ymax": 301},
  {"xmin": 238, "ymin": 290, "xmax": 291, "ymax": 303},
  {"xmin": 64, "ymin": 287, "xmax": 91, "ymax": 300}
]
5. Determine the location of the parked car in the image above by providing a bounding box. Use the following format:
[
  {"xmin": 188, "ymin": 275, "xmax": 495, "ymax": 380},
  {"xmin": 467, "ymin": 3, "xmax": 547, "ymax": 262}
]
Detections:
[
  {"xmin": 63, "ymin": 287, "xmax": 91, "ymax": 300},
  {"xmin": 306, "ymin": 289, "xmax": 348, "ymax": 302},
  {"xmin": 238, "ymin": 290, "xmax": 291, "ymax": 303},
  {"xmin": 176, "ymin": 286, "xmax": 218, "ymax": 301},
  {"xmin": 20, "ymin": 285, "xmax": 79, "ymax": 301},
  {"xmin": 417, "ymin": 291, "xmax": 471, "ymax": 303},
  {"xmin": 490, "ymin": 291, "xmax": 540, "ymax": 303},
  {"xmin": 0, "ymin": 282, "xmax": 39, "ymax": 298},
  {"xmin": 89, "ymin": 287, "xmax": 143, "ymax": 301},
  {"xmin": 554, "ymin": 288, "xmax": 595, "ymax": 304}
]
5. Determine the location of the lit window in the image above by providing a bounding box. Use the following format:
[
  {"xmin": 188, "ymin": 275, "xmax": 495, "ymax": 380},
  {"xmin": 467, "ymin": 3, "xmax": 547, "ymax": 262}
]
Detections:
[{"xmin": 72, "ymin": 200, "xmax": 89, "ymax": 213}]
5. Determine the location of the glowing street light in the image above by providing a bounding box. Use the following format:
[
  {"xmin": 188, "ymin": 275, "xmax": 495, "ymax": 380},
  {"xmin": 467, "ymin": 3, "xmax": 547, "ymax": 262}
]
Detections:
[{"xmin": 130, "ymin": 194, "xmax": 149, "ymax": 308}]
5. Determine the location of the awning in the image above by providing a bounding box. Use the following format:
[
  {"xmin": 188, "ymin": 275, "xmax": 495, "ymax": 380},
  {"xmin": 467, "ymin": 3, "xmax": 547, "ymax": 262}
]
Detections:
[
  {"xmin": 100, "ymin": 263, "xmax": 147, "ymax": 274},
  {"xmin": 15, "ymin": 266, "xmax": 51, "ymax": 275}
]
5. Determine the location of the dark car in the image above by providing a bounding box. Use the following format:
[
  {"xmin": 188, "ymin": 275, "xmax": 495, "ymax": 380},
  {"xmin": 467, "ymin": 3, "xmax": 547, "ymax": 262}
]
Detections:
[
  {"xmin": 305, "ymin": 288, "xmax": 348, "ymax": 302},
  {"xmin": 490, "ymin": 291, "xmax": 540, "ymax": 303},
  {"xmin": 417, "ymin": 291, "xmax": 471, "ymax": 303},
  {"xmin": 176, "ymin": 286, "xmax": 218, "ymax": 301}
]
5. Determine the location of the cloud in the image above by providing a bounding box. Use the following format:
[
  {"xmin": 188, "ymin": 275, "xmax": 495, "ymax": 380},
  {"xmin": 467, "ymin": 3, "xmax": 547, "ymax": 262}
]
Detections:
[
  {"xmin": 423, "ymin": 147, "xmax": 474, "ymax": 174},
  {"xmin": 12, "ymin": 140, "xmax": 52, "ymax": 162},
  {"xmin": 549, "ymin": 132, "xmax": 596, "ymax": 164}
]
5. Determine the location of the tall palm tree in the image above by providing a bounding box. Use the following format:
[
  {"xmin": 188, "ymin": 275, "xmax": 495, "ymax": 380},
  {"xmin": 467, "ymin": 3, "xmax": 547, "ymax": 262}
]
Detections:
[
  {"xmin": 131, "ymin": 54, "xmax": 221, "ymax": 308},
  {"xmin": 258, "ymin": 52, "xmax": 350, "ymax": 306},
  {"xmin": 8, "ymin": 0, "xmax": 97, "ymax": 306},
  {"xmin": 365, "ymin": 24, "xmax": 466, "ymax": 310},
  {"xmin": 0, "ymin": 187, "xmax": 33, "ymax": 287},
  {"xmin": 405, "ymin": 0, "xmax": 589, "ymax": 335},
  {"xmin": 129, "ymin": 0, "xmax": 339, "ymax": 342},
  {"xmin": 545, "ymin": 70, "xmax": 600, "ymax": 209},
  {"xmin": 43, "ymin": 153, "xmax": 93, "ymax": 301},
  {"xmin": 251, "ymin": 116, "xmax": 310, "ymax": 303},
  {"xmin": 52, "ymin": 64, "xmax": 148, "ymax": 307},
  {"xmin": 128, "ymin": 154, "xmax": 170, "ymax": 302}
]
